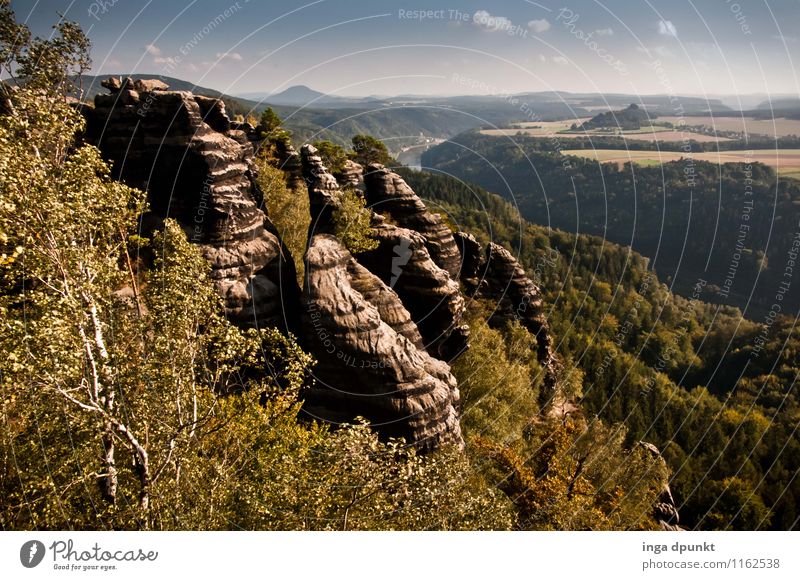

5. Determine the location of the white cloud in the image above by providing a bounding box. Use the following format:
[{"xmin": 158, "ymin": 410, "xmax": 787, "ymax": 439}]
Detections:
[
  {"xmin": 473, "ymin": 10, "xmax": 514, "ymax": 32},
  {"xmin": 144, "ymin": 44, "xmax": 161, "ymax": 56},
  {"xmin": 538, "ymin": 54, "xmax": 547, "ymax": 62},
  {"xmin": 154, "ymin": 56, "xmax": 177, "ymax": 66},
  {"xmin": 216, "ymin": 52, "xmax": 243, "ymax": 61},
  {"xmin": 527, "ymin": 19, "xmax": 550, "ymax": 33},
  {"xmin": 553, "ymin": 56, "xmax": 569, "ymax": 65},
  {"xmin": 595, "ymin": 28, "xmax": 614, "ymax": 36},
  {"xmin": 657, "ymin": 20, "xmax": 677, "ymax": 37}
]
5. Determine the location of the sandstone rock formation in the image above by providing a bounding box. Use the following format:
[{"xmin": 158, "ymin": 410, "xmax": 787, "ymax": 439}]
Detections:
[
  {"xmin": 300, "ymin": 144, "xmax": 341, "ymax": 234},
  {"xmin": 639, "ymin": 442, "xmax": 683, "ymax": 530},
  {"xmin": 357, "ymin": 217, "xmax": 469, "ymax": 360},
  {"xmin": 302, "ymin": 234, "xmax": 464, "ymax": 450},
  {"xmin": 364, "ymin": 164, "xmax": 462, "ymax": 278},
  {"xmin": 453, "ymin": 232, "xmax": 486, "ymax": 296},
  {"xmin": 339, "ymin": 159, "xmax": 365, "ymax": 192},
  {"xmin": 86, "ymin": 77, "xmax": 299, "ymax": 332},
  {"xmin": 301, "ymin": 150, "xmax": 469, "ymax": 362},
  {"xmin": 454, "ymin": 233, "xmax": 560, "ymax": 395}
]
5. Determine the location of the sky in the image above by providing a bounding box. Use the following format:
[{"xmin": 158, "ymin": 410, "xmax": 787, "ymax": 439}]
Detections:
[{"xmin": 11, "ymin": 0, "xmax": 800, "ymax": 100}]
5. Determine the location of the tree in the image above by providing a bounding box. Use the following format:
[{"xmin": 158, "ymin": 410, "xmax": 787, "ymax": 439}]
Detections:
[
  {"xmin": 350, "ymin": 134, "xmax": 393, "ymax": 166},
  {"xmin": 313, "ymin": 139, "xmax": 348, "ymax": 176},
  {"xmin": 257, "ymin": 107, "xmax": 282, "ymax": 136},
  {"xmin": 255, "ymin": 160, "xmax": 310, "ymax": 282},
  {"xmin": 332, "ymin": 188, "xmax": 378, "ymax": 254}
]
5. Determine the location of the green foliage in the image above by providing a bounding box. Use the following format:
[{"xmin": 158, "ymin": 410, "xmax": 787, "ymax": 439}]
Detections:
[
  {"xmin": 350, "ymin": 134, "xmax": 393, "ymax": 166},
  {"xmin": 403, "ymin": 167, "xmax": 800, "ymax": 530},
  {"xmin": 453, "ymin": 311, "xmax": 541, "ymax": 444},
  {"xmin": 472, "ymin": 419, "xmax": 665, "ymax": 530},
  {"xmin": 332, "ymin": 187, "xmax": 378, "ymax": 254},
  {"xmin": 254, "ymin": 160, "xmax": 309, "ymax": 282},
  {"xmin": 312, "ymin": 140, "xmax": 348, "ymax": 177},
  {"xmin": 257, "ymin": 107, "xmax": 282, "ymax": 135},
  {"xmin": 451, "ymin": 302, "xmax": 663, "ymax": 530}
]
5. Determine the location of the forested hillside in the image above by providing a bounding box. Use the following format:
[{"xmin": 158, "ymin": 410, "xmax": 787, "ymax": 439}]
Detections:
[
  {"xmin": 0, "ymin": 5, "xmax": 671, "ymax": 531},
  {"xmin": 401, "ymin": 167, "xmax": 800, "ymax": 530},
  {"xmin": 422, "ymin": 132, "xmax": 800, "ymax": 316}
]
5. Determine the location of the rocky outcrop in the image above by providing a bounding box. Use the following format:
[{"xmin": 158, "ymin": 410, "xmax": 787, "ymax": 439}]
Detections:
[
  {"xmin": 301, "ymin": 151, "xmax": 469, "ymax": 362},
  {"xmin": 301, "ymin": 144, "xmax": 341, "ymax": 234},
  {"xmin": 454, "ymin": 233, "xmax": 560, "ymax": 395},
  {"xmin": 357, "ymin": 216, "xmax": 469, "ymax": 360},
  {"xmin": 639, "ymin": 442, "xmax": 683, "ymax": 530},
  {"xmin": 364, "ymin": 164, "xmax": 462, "ymax": 278},
  {"xmin": 302, "ymin": 234, "xmax": 463, "ymax": 451},
  {"xmin": 86, "ymin": 77, "xmax": 299, "ymax": 332},
  {"xmin": 454, "ymin": 232, "xmax": 486, "ymax": 296},
  {"xmin": 483, "ymin": 243, "xmax": 554, "ymax": 365},
  {"xmin": 340, "ymin": 159, "xmax": 365, "ymax": 192}
]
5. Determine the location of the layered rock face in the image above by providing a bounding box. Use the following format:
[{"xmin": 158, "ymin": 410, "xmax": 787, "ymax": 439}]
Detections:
[
  {"xmin": 86, "ymin": 77, "xmax": 299, "ymax": 331},
  {"xmin": 639, "ymin": 442, "xmax": 683, "ymax": 530},
  {"xmin": 364, "ymin": 164, "xmax": 462, "ymax": 278},
  {"xmin": 300, "ymin": 144, "xmax": 341, "ymax": 234},
  {"xmin": 357, "ymin": 218, "xmax": 469, "ymax": 360},
  {"xmin": 302, "ymin": 234, "xmax": 463, "ymax": 450},
  {"xmin": 455, "ymin": 232, "xmax": 560, "ymax": 394},
  {"xmin": 298, "ymin": 149, "xmax": 465, "ymax": 448}
]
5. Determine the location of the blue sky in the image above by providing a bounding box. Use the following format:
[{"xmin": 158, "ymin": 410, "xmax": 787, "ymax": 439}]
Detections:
[{"xmin": 12, "ymin": 0, "xmax": 800, "ymax": 98}]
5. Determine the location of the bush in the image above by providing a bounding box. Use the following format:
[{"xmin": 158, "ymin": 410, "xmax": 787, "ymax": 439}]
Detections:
[{"xmin": 332, "ymin": 188, "xmax": 378, "ymax": 254}]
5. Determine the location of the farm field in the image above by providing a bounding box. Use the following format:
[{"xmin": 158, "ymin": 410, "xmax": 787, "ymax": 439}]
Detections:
[
  {"xmin": 481, "ymin": 119, "xmax": 589, "ymax": 137},
  {"xmin": 561, "ymin": 148, "xmax": 800, "ymax": 179},
  {"xmin": 658, "ymin": 115, "xmax": 800, "ymax": 138},
  {"xmin": 481, "ymin": 121, "xmax": 730, "ymax": 142}
]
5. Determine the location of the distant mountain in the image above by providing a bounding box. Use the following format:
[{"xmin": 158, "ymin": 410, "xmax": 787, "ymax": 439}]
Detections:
[
  {"xmin": 756, "ymin": 97, "xmax": 800, "ymax": 110},
  {"xmin": 238, "ymin": 85, "xmax": 364, "ymax": 108}
]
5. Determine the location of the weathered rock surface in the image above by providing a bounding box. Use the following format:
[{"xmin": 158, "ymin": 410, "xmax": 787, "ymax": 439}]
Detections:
[
  {"xmin": 302, "ymin": 234, "xmax": 464, "ymax": 450},
  {"xmin": 340, "ymin": 159, "xmax": 365, "ymax": 192},
  {"xmin": 454, "ymin": 234, "xmax": 560, "ymax": 394},
  {"xmin": 86, "ymin": 79, "xmax": 299, "ymax": 332},
  {"xmin": 453, "ymin": 232, "xmax": 486, "ymax": 296},
  {"xmin": 364, "ymin": 164, "xmax": 462, "ymax": 278},
  {"xmin": 639, "ymin": 442, "xmax": 683, "ymax": 530},
  {"xmin": 300, "ymin": 144, "xmax": 341, "ymax": 234},
  {"xmin": 358, "ymin": 217, "xmax": 469, "ymax": 361}
]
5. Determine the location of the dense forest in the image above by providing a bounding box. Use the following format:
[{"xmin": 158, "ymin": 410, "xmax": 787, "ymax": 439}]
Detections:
[
  {"xmin": 2, "ymin": 4, "xmax": 797, "ymax": 532},
  {"xmin": 422, "ymin": 131, "xmax": 800, "ymax": 316},
  {"xmin": 400, "ymin": 167, "xmax": 800, "ymax": 530},
  {"xmin": 0, "ymin": 5, "xmax": 671, "ymax": 531}
]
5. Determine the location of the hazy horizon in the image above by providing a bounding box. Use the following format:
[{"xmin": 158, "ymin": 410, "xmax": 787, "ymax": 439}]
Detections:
[{"xmin": 12, "ymin": 0, "xmax": 800, "ymax": 105}]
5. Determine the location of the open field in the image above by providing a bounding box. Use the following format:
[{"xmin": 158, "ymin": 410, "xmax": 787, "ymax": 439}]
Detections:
[
  {"xmin": 481, "ymin": 121, "xmax": 730, "ymax": 142},
  {"xmin": 561, "ymin": 148, "xmax": 800, "ymax": 178},
  {"xmin": 481, "ymin": 119, "xmax": 589, "ymax": 137},
  {"xmin": 612, "ymin": 130, "xmax": 730, "ymax": 142},
  {"xmin": 658, "ymin": 116, "xmax": 800, "ymax": 138}
]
